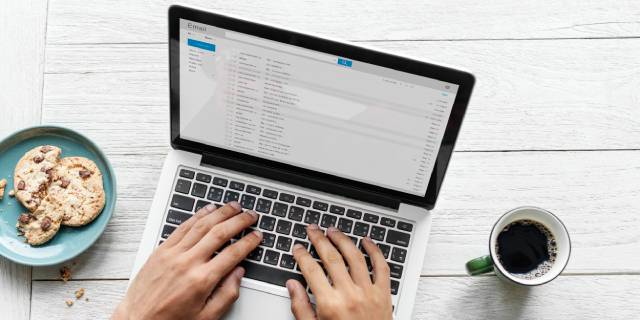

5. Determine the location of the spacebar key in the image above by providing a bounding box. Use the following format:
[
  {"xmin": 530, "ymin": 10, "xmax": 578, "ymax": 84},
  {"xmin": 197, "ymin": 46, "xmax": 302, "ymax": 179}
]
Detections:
[{"xmin": 240, "ymin": 260, "xmax": 307, "ymax": 288}]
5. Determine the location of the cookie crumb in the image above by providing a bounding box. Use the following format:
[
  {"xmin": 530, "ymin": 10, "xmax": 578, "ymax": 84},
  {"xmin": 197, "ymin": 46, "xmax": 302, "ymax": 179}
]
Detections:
[
  {"xmin": 8, "ymin": 189, "xmax": 15, "ymax": 197},
  {"xmin": 65, "ymin": 300, "xmax": 74, "ymax": 307},
  {"xmin": 0, "ymin": 179, "xmax": 6, "ymax": 200},
  {"xmin": 85, "ymin": 298, "xmax": 89, "ymax": 302},
  {"xmin": 75, "ymin": 288, "xmax": 85, "ymax": 299},
  {"xmin": 60, "ymin": 266, "xmax": 72, "ymax": 282}
]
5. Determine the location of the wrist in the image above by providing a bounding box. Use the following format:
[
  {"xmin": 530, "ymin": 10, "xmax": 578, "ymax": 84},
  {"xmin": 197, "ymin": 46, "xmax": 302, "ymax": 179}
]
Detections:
[{"xmin": 112, "ymin": 301, "xmax": 130, "ymax": 320}]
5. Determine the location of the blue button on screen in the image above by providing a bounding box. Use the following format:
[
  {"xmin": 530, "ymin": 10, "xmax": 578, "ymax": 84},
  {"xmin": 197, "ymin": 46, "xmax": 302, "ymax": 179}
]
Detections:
[{"xmin": 188, "ymin": 39, "xmax": 216, "ymax": 52}]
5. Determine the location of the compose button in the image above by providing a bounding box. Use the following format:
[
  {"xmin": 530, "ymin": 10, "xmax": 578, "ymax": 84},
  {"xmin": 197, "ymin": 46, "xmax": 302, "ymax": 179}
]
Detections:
[
  {"xmin": 188, "ymin": 39, "xmax": 216, "ymax": 52},
  {"xmin": 337, "ymin": 58, "xmax": 353, "ymax": 67}
]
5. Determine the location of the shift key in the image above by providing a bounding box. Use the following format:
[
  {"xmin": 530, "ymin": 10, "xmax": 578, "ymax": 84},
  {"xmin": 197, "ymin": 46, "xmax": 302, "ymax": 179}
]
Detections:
[
  {"xmin": 171, "ymin": 194, "xmax": 195, "ymax": 211},
  {"xmin": 386, "ymin": 230, "xmax": 411, "ymax": 247}
]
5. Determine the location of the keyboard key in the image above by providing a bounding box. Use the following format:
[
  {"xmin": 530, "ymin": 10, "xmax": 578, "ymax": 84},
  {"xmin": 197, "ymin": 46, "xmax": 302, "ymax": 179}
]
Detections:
[
  {"xmin": 391, "ymin": 247, "xmax": 407, "ymax": 263},
  {"xmin": 207, "ymin": 187, "xmax": 224, "ymax": 202},
  {"xmin": 179, "ymin": 169, "xmax": 195, "ymax": 179},
  {"xmin": 377, "ymin": 243, "xmax": 391, "ymax": 259},
  {"xmin": 259, "ymin": 216, "xmax": 276, "ymax": 231},
  {"xmin": 166, "ymin": 210, "xmax": 192, "ymax": 225},
  {"xmin": 171, "ymin": 194, "xmax": 195, "ymax": 211},
  {"xmin": 380, "ymin": 217, "xmax": 396, "ymax": 228},
  {"xmin": 337, "ymin": 218, "xmax": 353, "ymax": 233},
  {"xmin": 191, "ymin": 183, "xmax": 208, "ymax": 198},
  {"xmin": 246, "ymin": 185, "xmax": 261, "ymax": 195},
  {"xmin": 397, "ymin": 221, "xmax": 414, "ymax": 232},
  {"xmin": 247, "ymin": 247, "xmax": 264, "ymax": 261},
  {"xmin": 353, "ymin": 222, "xmax": 370, "ymax": 237},
  {"xmin": 363, "ymin": 213, "xmax": 379, "ymax": 223},
  {"xmin": 161, "ymin": 224, "xmax": 176, "ymax": 239},
  {"xmin": 329, "ymin": 205, "xmax": 345, "ymax": 215},
  {"xmin": 263, "ymin": 189, "xmax": 278, "ymax": 199},
  {"xmin": 296, "ymin": 197, "xmax": 311, "ymax": 207},
  {"xmin": 294, "ymin": 240, "xmax": 309, "ymax": 250},
  {"xmin": 320, "ymin": 214, "xmax": 337, "ymax": 228},
  {"xmin": 174, "ymin": 179, "xmax": 191, "ymax": 194},
  {"xmin": 390, "ymin": 280, "xmax": 399, "ymax": 295},
  {"xmin": 196, "ymin": 173, "xmax": 212, "ymax": 183},
  {"xmin": 348, "ymin": 236, "xmax": 357, "ymax": 245},
  {"xmin": 276, "ymin": 236, "xmax": 292, "ymax": 251},
  {"xmin": 212, "ymin": 177, "xmax": 228, "ymax": 187},
  {"xmin": 279, "ymin": 193, "xmax": 295, "ymax": 203},
  {"xmin": 272, "ymin": 202, "xmax": 289, "ymax": 217},
  {"xmin": 158, "ymin": 240, "xmax": 164, "ymax": 246},
  {"xmin": 195, "ymin": 200, "xmax": 211, "ymax": 212},
  {"xmin": 223, "ymin": 190, "xmax": 240, "ymax": 203},
  {"xmin": 261, "ymin": 232, "xmax": 276, "ymax": 248},
  {"xmin": 346, "ymin": 209, "xmax": 362, "ymax": 219},
  {"xmin": 312, "ymin": 201, "xmax": 328, "ymax": 211},
  {"xmin": 256, "ymin": 198, "xmax": 272, "ymax": 213},
  {"xmin": 280, "ymin": 253, "xmax": 296, "ymax": 269},
  {"xmin": 229, "ymin": 181, "xmax": 245, "ymax": 191},
  {"xmin": 370, "ymin": 226, "xmax": 386, "ymax": 241},
  {"xmin": 389, "ymin": 262, "xmax": 403, "ymax": 279},
  {"xmin": 288, "ymin": 206, "xmax": 304, "ymax": 221},
  {"xmin": 304, "ymin": 210, "xmax": 321, "ymax": 225},
  {"xmin": 309, "ymin": 245, "xmax": 320, "ymax": 259},
  {"xmin": 386, "ymin": 230, "xmax": 411, "ymax": 247},
  {"xmin": 240, "ymin": 260, "xmax": 306, "ymax": 288},
  {"xmin": 264, "ymin": 249, "xmax": 280, "ymax": 266},
  {"xmin": 365, "ymin": 256, "xmax": 373, "ymax": 271},
  {"xmin": 292, "ymin": 223, "xmax": 307, "ymax": 239},
  {"xmin": 276, "ymin": 220, "xmax": 293, "ymax": 235},
  {"xmin": 240, "ymin": 194, "xmax": 256, "ymax": 209}
]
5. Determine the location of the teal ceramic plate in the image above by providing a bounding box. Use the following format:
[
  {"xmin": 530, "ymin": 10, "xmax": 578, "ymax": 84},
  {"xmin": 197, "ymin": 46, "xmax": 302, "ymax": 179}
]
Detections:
[{"xmin": 0, "ymin": 126, "xmax": 116, "ymax": 266}]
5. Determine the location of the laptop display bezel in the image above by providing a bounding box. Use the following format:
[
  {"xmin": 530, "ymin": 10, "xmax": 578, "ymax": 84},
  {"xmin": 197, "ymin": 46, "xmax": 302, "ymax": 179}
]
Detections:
[{"xmin": 168, "ymin": 5, "xmax": 474, "ymax": 210}]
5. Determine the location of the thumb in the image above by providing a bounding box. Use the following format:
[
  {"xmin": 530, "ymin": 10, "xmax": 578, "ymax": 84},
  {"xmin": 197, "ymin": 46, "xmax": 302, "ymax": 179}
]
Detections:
[{"xmin": 286, "ymin": 279, "xmax": 316, "ymax": 320}]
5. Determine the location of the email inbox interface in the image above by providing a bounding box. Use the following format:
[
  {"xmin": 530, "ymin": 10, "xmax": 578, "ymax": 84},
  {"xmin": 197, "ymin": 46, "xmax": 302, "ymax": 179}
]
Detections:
[{"xmin": 179, "ymin": 19, "xmax": 459, "ymax": 196}]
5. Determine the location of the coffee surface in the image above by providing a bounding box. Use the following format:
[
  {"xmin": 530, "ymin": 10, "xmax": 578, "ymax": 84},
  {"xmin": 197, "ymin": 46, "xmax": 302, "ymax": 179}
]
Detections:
[{"xmin": 496, "ymin": 220, "xmax": 556, "ymax": 279}]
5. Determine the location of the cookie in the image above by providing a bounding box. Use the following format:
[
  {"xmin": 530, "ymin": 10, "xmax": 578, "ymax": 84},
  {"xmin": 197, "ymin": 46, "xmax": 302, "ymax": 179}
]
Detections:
[
  {"xmin": 0, "ymin": 178, "xmax": 6, "ymax": 200},
  {"xmin": 13, "ymin": 145, "xmax": 62, "ymax": 211},
  {"xmin": 16, "ymin": 196, "xmax": 64, "ymax": 245},
  {"xmin": 48, "ymin": 157, "xmax": 105, "ymax": 227}
]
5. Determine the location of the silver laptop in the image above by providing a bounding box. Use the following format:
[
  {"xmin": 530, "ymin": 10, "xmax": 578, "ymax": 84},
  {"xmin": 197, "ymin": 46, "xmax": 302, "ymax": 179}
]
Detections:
[{"xmin": 132, "ymin": 5, "xmax": 475, "ymax": 319}]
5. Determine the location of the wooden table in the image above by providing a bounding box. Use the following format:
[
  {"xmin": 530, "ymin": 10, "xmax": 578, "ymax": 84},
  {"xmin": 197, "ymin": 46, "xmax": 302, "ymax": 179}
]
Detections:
[{"xmin": 2, "ymin": 1, "xmax": 639, "ymax": 319}]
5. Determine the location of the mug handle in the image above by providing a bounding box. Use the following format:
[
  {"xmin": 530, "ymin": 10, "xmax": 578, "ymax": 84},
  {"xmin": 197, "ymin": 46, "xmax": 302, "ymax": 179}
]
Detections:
[{"xmin": 465, "ymin": 255, "xmax": 494, "ymax": 275}]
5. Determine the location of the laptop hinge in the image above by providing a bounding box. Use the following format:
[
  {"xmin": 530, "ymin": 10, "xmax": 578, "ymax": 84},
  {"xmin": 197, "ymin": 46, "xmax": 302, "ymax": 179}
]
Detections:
[{"xmin": 200, "ymin": 152, "xmax": 401, "ymax": 210}]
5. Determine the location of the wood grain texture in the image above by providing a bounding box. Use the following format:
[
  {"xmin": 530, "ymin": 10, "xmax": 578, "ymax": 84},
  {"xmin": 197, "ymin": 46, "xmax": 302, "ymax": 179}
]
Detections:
[
  {"xmin": 30, "ymin": 275, "xmax": 640, "ymax": 320},
  {"xmin": 46, "ymin": 0, "xmax": 640, "ymax": 44},
  {"xmin": 0, "ymin": 1, "xmax": 49, "ymax": 319},
  {"xmin": 31, "ymin": 150, "xmax": 640, "ymax": 280},
  {"xmin": 43, "ymin": 39, "xmax": 640, "ymax": 151}
]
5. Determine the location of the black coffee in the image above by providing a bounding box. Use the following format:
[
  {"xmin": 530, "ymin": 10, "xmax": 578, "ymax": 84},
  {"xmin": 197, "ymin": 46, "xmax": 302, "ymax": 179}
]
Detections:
[{"xmin": 496, "ymin": 219, "xmax": 557, "ymax": 279}]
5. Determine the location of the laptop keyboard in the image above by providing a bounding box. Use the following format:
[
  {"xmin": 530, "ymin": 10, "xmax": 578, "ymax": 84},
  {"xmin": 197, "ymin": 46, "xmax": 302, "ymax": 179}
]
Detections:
[{"xmin": 158, "ymin": 166, "xmax": 414, "ymax": 299}]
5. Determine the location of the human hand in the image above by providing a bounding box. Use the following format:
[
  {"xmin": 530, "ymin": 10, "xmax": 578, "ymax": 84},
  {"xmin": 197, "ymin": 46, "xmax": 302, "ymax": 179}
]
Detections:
[
  {"xmin": 287, "ymin": 224, "xmax": 393, "ymax": 320},
  {"xmin": 112, "ymin": 202, "xmax": 262, "ymax": 320}
]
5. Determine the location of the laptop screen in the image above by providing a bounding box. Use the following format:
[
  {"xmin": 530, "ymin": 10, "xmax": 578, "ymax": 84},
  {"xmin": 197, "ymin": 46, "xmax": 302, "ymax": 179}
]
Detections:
[{"xmin": 178, "ymin": 19, "xmax": 460, "ymax": 197}]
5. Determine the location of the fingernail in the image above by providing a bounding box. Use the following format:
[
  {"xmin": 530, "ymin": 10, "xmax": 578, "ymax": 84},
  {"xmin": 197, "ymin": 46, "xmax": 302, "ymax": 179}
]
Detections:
[
  {"xmin": 236, "ymin": 267, "xmax": 245, "ymax": 277},
  {"xmin": 307, "ymin": 224, "xmax": 319, "ymax": 230},
  {"xmin": 286, "ymin": 280, "xmax": 295, "ymax": 292},
  {"xmin": 293, "ymin": 243, "xmax": 304, "ymax": 251},
  {"xmin": 229, "ymin": 201, "xmax": 241, "ymax": 210},
  {"xmin": 327, "ymin": 226, "xmax": 338, "ymax": 234},
  {"xmin": 252, "ymin": 230, "xmax": 262, "ymax": 238},
  {"xmin": 247, "ymin": 210, "xmax": 258, "ymax": 219},
  {"xmin": 364, "ymin": 236, "xmax": 372, "ymax": 243},
  {"xmin": 205, "ymin": 204, "xmax": 217, "ymax": 212}
]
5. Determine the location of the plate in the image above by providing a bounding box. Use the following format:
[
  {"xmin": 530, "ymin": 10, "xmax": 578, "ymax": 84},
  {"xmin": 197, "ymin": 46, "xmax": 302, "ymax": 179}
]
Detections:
[{"xmin": 0, "ymin": 126, "xmax": 116, "ymax": 266}]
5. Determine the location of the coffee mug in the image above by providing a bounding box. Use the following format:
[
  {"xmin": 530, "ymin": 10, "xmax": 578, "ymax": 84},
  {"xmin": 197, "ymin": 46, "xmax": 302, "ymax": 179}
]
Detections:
[{"xmin": 465, "ymin": 206, "xmax": 571, "ymax": 286}]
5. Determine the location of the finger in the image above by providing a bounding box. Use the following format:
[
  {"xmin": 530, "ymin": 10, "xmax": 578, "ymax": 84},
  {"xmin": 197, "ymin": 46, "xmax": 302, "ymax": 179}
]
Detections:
[
  {"xmin": 199, "ymin": 267, "xmax": 244, "ymax": 319},
  {"xmin": 362, "ymin": 237, "xmax": 390, "ymax": 290},
  {"xmin": 177, "ymin": 202, "xmax": 243, "ymax": 250},
  {"xmin": 292, "ymin": 243, "xmax": 331, "ymax": 296},
  {"xmin": 190, "ymin": 210, "xmax": 259, "ymax": 259},
  {"xmin": 162, "ymin": 204, "xmax": 216, "ymax": 248},
  {"xmin": 306, "ymin": 224, "xmax": 352, "ymax": 287},
  {"xmin": 205, "ymin": 229, "xmax": 262, "ymax": 285},
  {"xmin": 326, "ymin": 227, "xmax": 371, "ymax": 286},
  {"xmin": 286, "ymin": 279, "xmax": 317, "ymax": 320}
]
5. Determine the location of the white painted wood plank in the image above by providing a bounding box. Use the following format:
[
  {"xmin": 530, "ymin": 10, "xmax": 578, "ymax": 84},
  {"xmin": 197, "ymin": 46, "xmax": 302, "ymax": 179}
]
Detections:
[
  {"xmin": 30, "ymin": 275, "xmax": 640, "ymax": 320},
  {"xmin": 47, "ymin": 0, "xmax": 640, "ymax": 44},
  {"xmin": 31, "ymin": 150, "xmax": 640, "ymax": 280},
  {"xmin": 0, "ymin": 1, "xmax": 49, "ymax": 319},
  {"xmin": 43, "ymin": 39, "xmax": 640, "ymax": 151}
]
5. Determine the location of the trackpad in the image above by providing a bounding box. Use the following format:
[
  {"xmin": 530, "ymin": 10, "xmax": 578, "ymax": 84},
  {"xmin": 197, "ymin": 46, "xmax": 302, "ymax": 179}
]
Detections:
[{"xmin": 223, "ymin": 286, "xmax": 295, "ymax": 319}]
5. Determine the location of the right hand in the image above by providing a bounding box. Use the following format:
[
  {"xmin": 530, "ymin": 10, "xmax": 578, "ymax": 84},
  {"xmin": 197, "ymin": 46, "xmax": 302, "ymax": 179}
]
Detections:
[{"xmin": 286, "ymin": 224, "xmax": 393, "ymax": 320}]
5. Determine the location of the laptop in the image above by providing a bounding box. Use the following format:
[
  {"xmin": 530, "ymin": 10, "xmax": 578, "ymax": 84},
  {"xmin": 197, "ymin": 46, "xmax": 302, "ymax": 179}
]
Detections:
[{"xmin": 131, "ymin": 4, "xmax": 474, "ymax": 319}]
